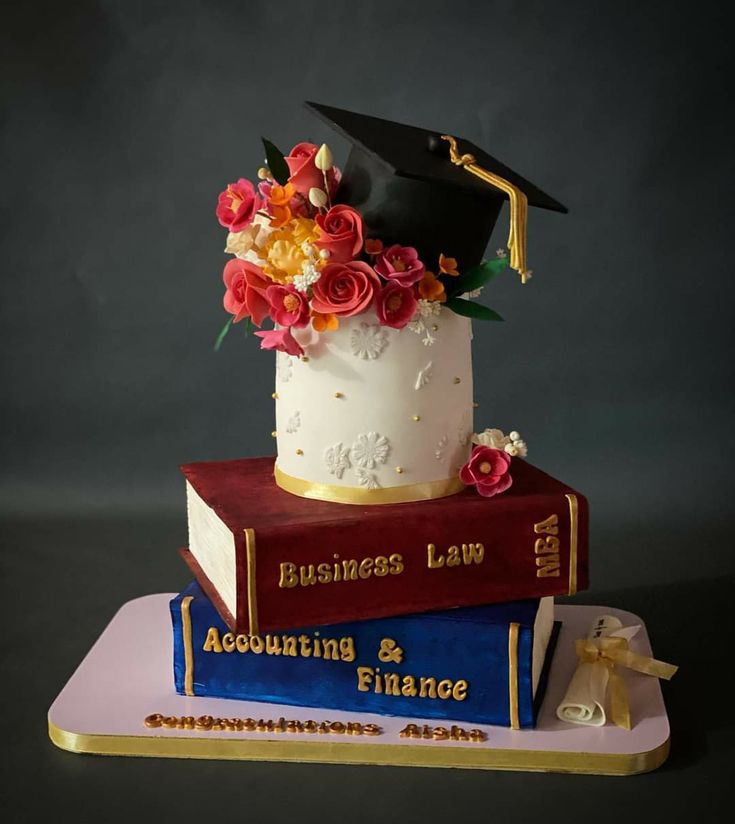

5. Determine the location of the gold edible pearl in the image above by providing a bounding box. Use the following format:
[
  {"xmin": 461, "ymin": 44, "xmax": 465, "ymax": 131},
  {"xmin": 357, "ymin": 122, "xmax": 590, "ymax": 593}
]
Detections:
[
  {"xmin": 453, "ymin": 377, "xmax": 461, "ymax": 384},
  {"xmin": 431, "ymin": 324, "xmax": 439, "ymax": 331},
  {"xmin": 334, "ymin": 391, "xmax": 344, "ymax": 398},
  {"xmin": 301, "ymin": 356, "xmax": 310, "ymax": 362},
  {"xmin": 296, "ymin": 448, "xmax": 304, "ymax": 455},
  {"xmin": 272, "ymin": 392, "xmax": 278, "ymax": 399},
  {"xmin": 271, "ymin": 431, "xmax": 278, "ymax": 438},
  {"xmin": 412, "ymin": 415, "xmax": 420, "ymax": 422},
  {"xmin": 396, "ymin": 467, "xmax": 404, "ymax": 474},
  {"xmin": 473, "ymin": 401, "xmax": 480, "ymax": 408}
]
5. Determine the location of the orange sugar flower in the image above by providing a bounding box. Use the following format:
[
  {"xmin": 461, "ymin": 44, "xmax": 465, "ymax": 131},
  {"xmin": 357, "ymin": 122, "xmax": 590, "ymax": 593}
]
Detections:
[
  {"xmin": 268, "ymin": 182, "xmax": 296, "ymax": 207},
  {"xmin": 269, "ymin": 203, "xmax": 292, "ymax": 228},
  {"xmin": 311, "ymin": 311, "xmax": 340, "ymax": 332},
  {"xmin": 438, "ymin": 253, "xmax": 459, "ymax": 276},
  {"xmin": 418, "ymin": 271, "xmax": 446, "ymax": 302},
  {"xmin": 364, "ymin": 238, "xmax": 384, "ymax": 256}
]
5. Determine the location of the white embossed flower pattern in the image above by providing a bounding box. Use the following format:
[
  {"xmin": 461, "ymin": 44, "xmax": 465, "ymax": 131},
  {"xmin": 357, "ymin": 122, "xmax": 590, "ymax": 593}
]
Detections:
[
  {"xmin": 350, "ymin": 322, "xmax": 388, "ymax": 360},
  {"xmin": 351, "ymin": 432, "xmax": 390, "ymax": 469},
  {"xmin": 324, "ymin": 442, "xmax": 351, "ymax": 479}
]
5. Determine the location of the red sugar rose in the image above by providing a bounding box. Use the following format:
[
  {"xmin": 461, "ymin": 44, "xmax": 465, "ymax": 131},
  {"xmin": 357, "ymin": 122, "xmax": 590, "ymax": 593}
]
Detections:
[
  {"xmin": 310, "ymin": 261, "xmax": 380, "ymax": 317},
  {"xmin": 314, "ymin": 204, "xmax": 365, "ymax": 263}
]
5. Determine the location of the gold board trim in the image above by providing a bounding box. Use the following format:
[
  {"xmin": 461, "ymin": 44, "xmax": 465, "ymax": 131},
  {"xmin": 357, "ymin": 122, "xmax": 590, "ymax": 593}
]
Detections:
[
  {"xmin": 47, "ymin": 720, "xmax": 669, "ymax": 775},
  {"xmin": 565, "ymin": 494, "xmax": 579, "ymax": 595},
  {"xmin": 508, "ymin": 623, "xmax": 520, "ymax": 730},
  {"xmin": 244, "ymin": 528, "xmax": 259, "ymax": 636},
  {"xmin": 274, "ymin": 465, "xmax": 465, "ymax": 505},
  {"xmin": 180, "ymin": 596, "xmax": 194, "ymax": 697}
]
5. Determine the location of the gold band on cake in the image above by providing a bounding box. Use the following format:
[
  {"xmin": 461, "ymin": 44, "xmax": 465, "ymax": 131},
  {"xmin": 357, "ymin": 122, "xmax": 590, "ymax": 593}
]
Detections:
[{"xmin": 274, "ymin": 465, "xmax": 465, "ymax": 505}]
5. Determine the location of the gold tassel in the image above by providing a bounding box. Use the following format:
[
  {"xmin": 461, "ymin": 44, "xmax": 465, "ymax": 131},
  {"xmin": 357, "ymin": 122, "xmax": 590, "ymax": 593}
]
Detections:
[{"xmin": 441, "ymin": 135, "xmax": 531, "ymax": 284}]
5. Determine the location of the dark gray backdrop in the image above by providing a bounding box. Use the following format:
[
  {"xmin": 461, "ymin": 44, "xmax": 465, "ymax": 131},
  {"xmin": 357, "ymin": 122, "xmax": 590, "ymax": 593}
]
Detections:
[{"xmin": 2, "ymin": 1, "xmax": 733, "ymax": 821}]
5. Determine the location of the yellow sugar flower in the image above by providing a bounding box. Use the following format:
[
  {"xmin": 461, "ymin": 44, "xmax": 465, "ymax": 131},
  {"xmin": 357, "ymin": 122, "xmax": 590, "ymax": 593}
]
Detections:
[{"xmin": 260, "ymin": 217, "xmax": 320, "ymax": 282}]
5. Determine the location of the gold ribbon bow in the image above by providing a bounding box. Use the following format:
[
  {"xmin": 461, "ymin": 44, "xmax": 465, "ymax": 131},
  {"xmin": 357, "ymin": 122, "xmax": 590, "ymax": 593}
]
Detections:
[
  {"xmin": 441, "ymin": 134, "xmax": 531, "ymax": 284},
  {"xmin": 575, "ymin": 636, "xmax": 678, "ymax": 730}
]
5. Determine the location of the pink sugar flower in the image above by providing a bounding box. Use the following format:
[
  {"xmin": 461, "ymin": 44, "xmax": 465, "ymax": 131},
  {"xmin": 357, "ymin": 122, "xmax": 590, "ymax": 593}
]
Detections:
[
  {"xmin": 459, "ymin": 446, "xmax": 513, "ymax": 498},
  {"xmin": 222, "ymin": 259, "xmax": 271, "ymax": 326},
  {"xmin": 254, "ymin": 327, "xmax": 304, "ymax": 357},
  {"xmin": 266, "ymin": 284, "xmax": 310, "ymax": 328},
  {"xmin": 216, "ymin": 178, "xmax": 262, "ymax": 232},
  {"xmin": 374, "ymin": 244, "xmax": 425, "ymax": 287},
  {"xmin": 375, "ymin": 282, "xmax": 418, "ymax": 329},
  {"xmin": 310, "ymin": 261, "xmax": 381, "ymax": 317}
]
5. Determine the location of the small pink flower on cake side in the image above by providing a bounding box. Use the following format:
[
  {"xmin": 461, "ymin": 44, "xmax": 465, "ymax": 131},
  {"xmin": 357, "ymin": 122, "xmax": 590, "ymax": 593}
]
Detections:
[
  {"xmin": 314, "ymin": 205, "xmax": 365, "ymax": 263},
  {"xmin": 310, "ymin": 261, "xmax": 380, "ymax": 317},
  {"xmin": 216, "ymin": 179, "xmax": 262, "ymax": 232},
  {"xmin": 254, "ymin": 327, "xmax": 304, "ymax": 357},
  {"xmin": 460, "ymin": 446, "xmax": 513, "ymax": 498},
  {"xmin": 266, "ymin": 284, "xmax": 310, "ymax": 328},
  {"xmin": 222, "ymin": 259, "xmax": 271, "ymax": 326},
  {"xmin": 375, "ymin": 282, "xmax": 418, "ymax": 329},
  {"xmin": 374, "ymin": 244, "xmax": 425, "ymax": 287}
]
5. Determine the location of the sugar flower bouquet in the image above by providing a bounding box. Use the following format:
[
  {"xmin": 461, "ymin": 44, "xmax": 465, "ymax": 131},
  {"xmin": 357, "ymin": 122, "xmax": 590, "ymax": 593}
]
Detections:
[{"xmin": 214, "ymin": 138, "xmax": 508, "ymax": 355}]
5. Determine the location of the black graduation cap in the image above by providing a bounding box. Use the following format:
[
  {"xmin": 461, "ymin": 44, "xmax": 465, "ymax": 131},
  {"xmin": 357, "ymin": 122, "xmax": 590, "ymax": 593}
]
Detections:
[{"xmin": 305, "ymin": 101, "xmax": 567, "ymax": 276}]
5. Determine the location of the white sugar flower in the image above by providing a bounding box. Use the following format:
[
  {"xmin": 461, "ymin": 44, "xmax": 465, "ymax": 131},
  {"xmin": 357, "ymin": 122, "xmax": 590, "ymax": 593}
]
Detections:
[
  {"xmin": 496, "ymin": 248, "xmax": 507, "ymax": 258},
  {"xmin": 350, "ymin": 322, "xmax": 388, "ymax": 360},
  {"xmin": 324, "ymin": 442, "xmax": 351, "ymax": 479},
  {"xmin": 472, "ymin": 427, "xmax": 528, "ymax": 457},
  {"xmin": 293, "ymin": 262, "xmax": 321, "ymax": 293},
  {"xmin": 352, "ymin": 432, "xmax": 390, "ymax": 469},
  {"xmin": 225, "ymin": 223, "xmax": 262, "ymax": 259},
  {"xmin": 417, "ymin": 299, "xmax": 441, "ymax": 318}
]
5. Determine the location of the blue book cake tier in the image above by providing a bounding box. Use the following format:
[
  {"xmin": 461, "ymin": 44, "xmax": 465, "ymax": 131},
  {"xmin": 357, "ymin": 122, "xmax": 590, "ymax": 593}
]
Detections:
[{"xmin": 172, "ymin": 581, "xmax": 559, "ymax": 728}]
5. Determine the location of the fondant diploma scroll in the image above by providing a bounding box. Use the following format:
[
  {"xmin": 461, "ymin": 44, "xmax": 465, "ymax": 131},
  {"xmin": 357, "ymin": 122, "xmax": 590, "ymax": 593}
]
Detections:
[{"xmin": 556, "ymin": 615, "xmax": 677, "ymax": 730}]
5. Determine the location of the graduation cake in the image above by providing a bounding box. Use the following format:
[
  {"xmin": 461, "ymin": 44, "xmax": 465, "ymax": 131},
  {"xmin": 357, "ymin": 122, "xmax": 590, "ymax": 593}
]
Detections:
[{"xmin": 175, "ymin": 102, "xmax": 587, "ymax": 731}]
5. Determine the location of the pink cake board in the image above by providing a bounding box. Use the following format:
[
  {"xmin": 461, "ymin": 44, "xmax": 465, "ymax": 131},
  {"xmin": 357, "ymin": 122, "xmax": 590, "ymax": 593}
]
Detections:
[{"xmin": 48, "ymin": 596, "xmax": 670, "ymax": 775}]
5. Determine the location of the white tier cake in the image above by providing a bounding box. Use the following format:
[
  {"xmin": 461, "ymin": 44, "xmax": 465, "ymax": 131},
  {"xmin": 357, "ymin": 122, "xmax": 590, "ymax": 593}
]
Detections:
[{"xmin": 274, "ymin": 307, "xmax": 473, "ymax": 504}]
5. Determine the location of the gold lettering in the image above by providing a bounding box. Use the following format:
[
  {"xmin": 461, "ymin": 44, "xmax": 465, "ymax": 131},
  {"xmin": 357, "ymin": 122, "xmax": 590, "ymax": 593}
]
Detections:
[
  {"xmin": 534, "ymin": 513, "xmax": 559, "ymax": 535},
  {"xmin": 265, "ymin": 635, "xmax": 282, "ymax": 655},
  {"xmin": 356, "ymin": 666, "xmax": 374, "ymax": 692},
  {"xmin": 462, "ymin": 542, "xmax": 485, "ymax": 565},
  {"xmin": 452, "ymin": 680, "xmax": 469, "ymax": 701},
  {"xmin": 536, "ymin": 555, "xmax": 560, "ymax": 577},
  {"xmin": 282, "ymin": 635, "xmax": 298, "ymax": 656},
  {"xmin": 437, "ymin": 679, "xmax": 453, "ymax": 699},
  {"xmin": 203, "ymin": 627, "xmax": 223, "ymax": 653},
  {"xmin": 316, "ymin": 562, "xmax": 333, "ymax": 583},
  {"xmin": 373, "ymin": 555, "xmax": 389, "ymax": 576},
  {"xmin": 427, "ymin": 543, "xmax": 445, "ymax": 568},
  {"xmin": 278, "ymin": 562, "xmax": 298, "ymax": 588},
  {"xmin": 235, "ymin": 634, "xmax": 249, "ymax": 653},
  {"xmin": 450, "ymin": 725, "xmax": 469, "ymax": 741},
  {"xmin": 446, "ymin": 545, "xmax": 461, "ymax": 566},
  {"xmin": 400, "ymin": 723, "xmax": 421, "ymax": 739},
  {"xmin": 299, "ymin": 634, "xmax": 312, "ymax": 657},
  {"xmin": 535, "ymin": 535, "xmax": 560, "ymax": 555},
  {"xmin": 418, "ymin": 676, "xmax": 438, "ymax": 699},
  {"xmin": 249, "ymin": 635, "xmax": 264, "ymax": 654},
  {"xmin": 321, "ymin": 638, "xmax": 338, "ymax": 660},
  {"xmin": 389, "ymin": 553, "xmax": 404, "ymax": 575},
  {"xmin": 299, "ymin": 564, "xmax": 317, "ymax": 586},
  {"xmin": 433, "ymin": 726, "xmax": 450, "ymax": 740},
  {"xmin": 342, "ymin": 559, "xmax": 359, "ymax": 580},
  {"xmin": 363, "ymin": 723, "xmax": 381, "ymax": 736},
  {"xmin": 339, "ymin": 636, "xmax": 356, "ymax": 662},
  {"xmin": 358, "ymin": 557, "xmax": 374, "ymax": 579},
  {"xmin": 383, "ymin": 673, "xmax": 401, "ymax": 696},
  {"xmin": 221, "ymin": 632, "xmax": 235, "ymax": 653},
  {"xmin": 401, "ymin": 675, "xmax": 418, "ymax": 696}
]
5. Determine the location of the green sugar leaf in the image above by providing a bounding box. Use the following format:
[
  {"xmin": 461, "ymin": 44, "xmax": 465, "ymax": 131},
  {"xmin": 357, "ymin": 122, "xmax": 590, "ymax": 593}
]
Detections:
[
  {"xmin": 445, "ymin": 297, "xmax": 504, "ymax": 322},
  {"xmin": 214, "ymin": 317, "xmax": 234, "ymax": 352},
  {"xmin": 261, "ymin": 138, "xmax": 290, "ymax": 185},
  {"xmin": 242, "ymin": 317, "xmax": 256, "ymax": 337},
  {"xmin": 447, "ymin": 256, "xmax": 508, "ymax": 298}
]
